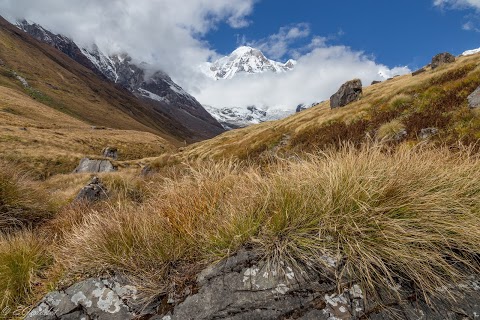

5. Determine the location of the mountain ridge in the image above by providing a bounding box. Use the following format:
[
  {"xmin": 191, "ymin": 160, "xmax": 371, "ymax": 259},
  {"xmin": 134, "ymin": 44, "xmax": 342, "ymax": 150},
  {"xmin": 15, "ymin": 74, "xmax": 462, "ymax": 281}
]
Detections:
[{"xmin": 15, "ymin": 19, "xmax": 225, "ymax": 142}]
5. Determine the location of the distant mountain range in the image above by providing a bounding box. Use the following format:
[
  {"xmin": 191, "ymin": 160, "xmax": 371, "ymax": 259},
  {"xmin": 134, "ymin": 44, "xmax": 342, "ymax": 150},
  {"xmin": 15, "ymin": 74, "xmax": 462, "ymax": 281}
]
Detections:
[{"xmin": 16, "ymin": 20, "xmax": 225, "ymax": 141}]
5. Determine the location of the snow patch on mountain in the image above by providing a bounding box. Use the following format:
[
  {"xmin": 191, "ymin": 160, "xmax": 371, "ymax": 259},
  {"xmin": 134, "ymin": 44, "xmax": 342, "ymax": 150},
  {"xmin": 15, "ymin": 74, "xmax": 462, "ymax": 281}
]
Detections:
[
  {"xmin": 198, "ymin": 46, "xmax": 300, "ymax": 128},
  {"xmin": 462, "ymin": 48, "xmax": 480, "ymax": 56},
  {"xmin": 204, "ymin": 104, "xmax": 294, "ymax": 129}
]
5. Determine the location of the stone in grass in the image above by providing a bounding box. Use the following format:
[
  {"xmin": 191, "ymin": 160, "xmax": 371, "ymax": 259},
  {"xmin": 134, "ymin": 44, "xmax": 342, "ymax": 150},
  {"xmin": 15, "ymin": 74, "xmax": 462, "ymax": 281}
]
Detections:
[
  {"xmin": 468, "ymin": 86, "xmax": 480, "ymax": 109},
  {"xmin": 74, "ymin": 176, "xmax": 107, "ymax": 202},
  {"xmin": 73, "ymin": 158, "xmax": 116, "ymax": 173}
]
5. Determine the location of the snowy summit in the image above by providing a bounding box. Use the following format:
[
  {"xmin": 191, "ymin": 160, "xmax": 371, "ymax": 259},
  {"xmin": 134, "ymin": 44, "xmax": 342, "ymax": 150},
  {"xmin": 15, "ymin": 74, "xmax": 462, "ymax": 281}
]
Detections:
[{"xmin": 202, "ymin": 46, "xmax": 296, "ymax": 80}]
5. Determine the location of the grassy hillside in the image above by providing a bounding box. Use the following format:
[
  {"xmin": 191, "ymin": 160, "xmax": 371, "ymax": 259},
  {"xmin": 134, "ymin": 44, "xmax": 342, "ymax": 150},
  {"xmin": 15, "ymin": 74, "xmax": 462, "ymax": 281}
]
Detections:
[
  {"xmin": 0, "ymin": 17, "xmax": 202, "ymax": 145},
  {"xmin": 0, "ymin": 85, "xmax": 173, "ymax": 178}
]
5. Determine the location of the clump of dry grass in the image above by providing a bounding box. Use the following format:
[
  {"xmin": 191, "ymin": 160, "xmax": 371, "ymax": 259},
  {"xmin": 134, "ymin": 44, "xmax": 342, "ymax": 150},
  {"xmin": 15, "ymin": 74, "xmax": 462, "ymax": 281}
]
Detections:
[
  {"xmin": 0, "ymin": 161, "xmax": 54, "ymax": 230},
  {"xmin": 56, "ymin": 144, "xmax": 480, "ymax": 304},
  {"xmin": 376, "ymin": 119, "xmax": 406, "ymax": 141},
  {"xmin": 0, "ymin": 232, "xmax": 52, "ymax": 318}
]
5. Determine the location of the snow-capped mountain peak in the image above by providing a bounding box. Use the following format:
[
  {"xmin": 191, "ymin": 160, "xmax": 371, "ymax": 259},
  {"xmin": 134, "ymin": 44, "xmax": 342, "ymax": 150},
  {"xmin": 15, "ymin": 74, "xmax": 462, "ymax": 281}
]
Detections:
[{"xmin": 203, "ymin": 46, "xmax": 296, "ymax": 80}]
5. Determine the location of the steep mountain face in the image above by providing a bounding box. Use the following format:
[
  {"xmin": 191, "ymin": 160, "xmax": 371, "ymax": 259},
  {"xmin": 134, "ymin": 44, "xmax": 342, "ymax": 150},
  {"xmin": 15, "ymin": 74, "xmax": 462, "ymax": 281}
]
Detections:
[
  {"xmin": 202, "ymin": 46, "xmax": 296, "ymax": 80},
  {"xmin": 16, "ymin": 20, "xmax": 224, "ymax": 141}
]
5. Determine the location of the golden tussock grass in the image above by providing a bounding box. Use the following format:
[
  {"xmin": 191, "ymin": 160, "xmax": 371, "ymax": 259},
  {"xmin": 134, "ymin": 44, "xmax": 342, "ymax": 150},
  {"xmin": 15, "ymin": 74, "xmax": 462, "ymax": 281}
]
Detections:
[
  {"xmin": 0, "ymin": 161, "xmax": 54, "ymax": 230},
  {"xmin": 55, "ymin": 144, "xmax": 480, "ymax": 304},
  {"xmin": 0, "ymin": 232, "xmax": 53, "ymax": 318}
]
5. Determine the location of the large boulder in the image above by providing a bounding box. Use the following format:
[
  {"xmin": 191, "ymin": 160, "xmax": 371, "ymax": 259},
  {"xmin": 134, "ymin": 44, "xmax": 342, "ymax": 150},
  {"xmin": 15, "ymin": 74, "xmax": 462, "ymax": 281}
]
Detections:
[
  {"xmin": 431, "ymin": 52, "xmax": 455, "ymax": 70},
  {"xmin": 73, "ymin": 158, "xmax": 116, "ymax": 173},
  {"xmin": 330, "ymin": 79, "xmax": 363, "ymax": 109},
  {"xmin": 468, "ymin": 86, "xmax": 480, "ymax": 109},
  {"xmin": 74, "ymin": 176, "xmax": 108, "ymax": 202}
]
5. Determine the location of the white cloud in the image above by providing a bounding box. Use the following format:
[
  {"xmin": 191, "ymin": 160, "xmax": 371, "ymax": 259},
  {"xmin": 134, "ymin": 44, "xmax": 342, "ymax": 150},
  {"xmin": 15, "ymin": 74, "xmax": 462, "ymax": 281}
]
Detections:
[
  {"xmin": 247, "ymin": 23, "xmax": 311, "ymax": 60},
  {"xmin": 194, "ymin": 45, "xmax": 410, "ymax": 111},
  {"xmin": 0, "ymin": 0, "xmax": 256, "ymax": 84},
  {"xmin": 434, "ymin": 0, "xmax": 480, "ymax": 9},
  {"xmin": 433, "ymin": 0, "xmax": 480, "ymax": 33}
]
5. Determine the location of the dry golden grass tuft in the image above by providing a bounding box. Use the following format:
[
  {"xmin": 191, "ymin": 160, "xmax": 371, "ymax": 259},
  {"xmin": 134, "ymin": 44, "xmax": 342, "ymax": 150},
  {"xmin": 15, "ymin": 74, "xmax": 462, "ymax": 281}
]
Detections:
[
  {"xmin": 0, "ymin": 232, "xmax": 53, "ymax": 318},
  {"xmin": 0, "ymin": 161, "xmax": 55, "ymax": 230},
  {"xmin": 376, "ymin": 119, "xmax": 406, "ymax": 141},
  {"xmin": 54, "ymin": 144, "xmax": 480, "ymax": 304}
]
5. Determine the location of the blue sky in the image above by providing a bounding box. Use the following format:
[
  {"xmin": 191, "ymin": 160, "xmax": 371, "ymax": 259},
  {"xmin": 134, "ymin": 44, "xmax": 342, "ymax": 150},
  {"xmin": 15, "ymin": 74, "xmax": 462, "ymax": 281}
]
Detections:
[{"xmin": 206, "ymin": 0, "xmax": 480, "ymax": 69}]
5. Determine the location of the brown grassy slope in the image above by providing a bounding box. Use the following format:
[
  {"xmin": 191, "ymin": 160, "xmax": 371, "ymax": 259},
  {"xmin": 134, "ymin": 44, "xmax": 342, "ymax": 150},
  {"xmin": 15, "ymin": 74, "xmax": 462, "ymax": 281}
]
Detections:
[
  {"xmin": 0, "ymin": 85, "xmax": 173, "ymax": 179},
  {"xmin": 0, "ymin": 16, "xmax": 195, "ymax": 145},
  {"xmin": 55, "ymin": 145, "xmax": 480, "ymax": 305},
  {"xmin": 180, "ymin": 53, "xmax": 480, "ymax": 160}
]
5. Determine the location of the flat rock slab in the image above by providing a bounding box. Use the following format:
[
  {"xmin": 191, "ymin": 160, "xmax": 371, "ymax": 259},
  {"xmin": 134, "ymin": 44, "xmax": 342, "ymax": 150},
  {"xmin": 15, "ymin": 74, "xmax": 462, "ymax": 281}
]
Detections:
[
  {"xmin": 26, "ymin": 278, "xmax": 138, "ymax": 320},
  {"xmin": 73, "ymin": 158, "xmax": 116, "ymax": 173},
  {"xmin": 468, "ymin": 86, "xmax": 480, "ymax": 109},
  {"xmin": 26, "ymin": 250, "xmax": 480, "ymax": 320}
]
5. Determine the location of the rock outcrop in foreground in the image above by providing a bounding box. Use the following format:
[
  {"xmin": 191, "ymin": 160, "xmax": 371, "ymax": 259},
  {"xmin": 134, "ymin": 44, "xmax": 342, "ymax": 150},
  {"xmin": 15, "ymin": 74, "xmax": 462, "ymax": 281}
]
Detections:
[
  {"xmin": 27, "ymin": 249, "xmax": 480, "ymax": 320},
  {"xmin": 330, "ymin": 79, "xmax": 363, "ymax": 109}
]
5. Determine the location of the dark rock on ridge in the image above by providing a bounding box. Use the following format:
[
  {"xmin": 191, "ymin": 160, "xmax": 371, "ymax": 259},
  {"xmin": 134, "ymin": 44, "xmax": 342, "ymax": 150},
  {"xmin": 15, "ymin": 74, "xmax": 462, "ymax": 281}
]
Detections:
[
  {"xmin": 412, "ymin": 67, "xmax": 426, "ymax": 76},
  {"xmin": 431, "ymin": 52, "xmax": 455, "ymax": 70},
  {"xmin": 330, "ymin": 79, "xmax": 363, "ymax": 109}
]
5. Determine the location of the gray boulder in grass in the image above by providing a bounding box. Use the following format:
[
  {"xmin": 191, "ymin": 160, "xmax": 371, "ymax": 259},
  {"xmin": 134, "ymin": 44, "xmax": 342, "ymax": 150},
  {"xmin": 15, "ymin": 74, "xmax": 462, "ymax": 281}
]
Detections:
[
  {"xmin": 330, "ymin": 79, "xmax": 363, "ymax": 109},
  {"xmin": 468, "ymin": 86, "xmax": 480, "ymax": 109},
  {"xmin": 73, "ymin": 158, "xmax": 116, "ymax": 173}
]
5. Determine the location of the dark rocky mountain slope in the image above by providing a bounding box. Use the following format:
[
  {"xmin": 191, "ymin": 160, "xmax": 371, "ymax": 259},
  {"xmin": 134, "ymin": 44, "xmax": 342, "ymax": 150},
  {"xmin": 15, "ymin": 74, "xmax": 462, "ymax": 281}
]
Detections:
[{"xmin": 14, "ymin": 19, "xmax": 224, "ymax": 142}]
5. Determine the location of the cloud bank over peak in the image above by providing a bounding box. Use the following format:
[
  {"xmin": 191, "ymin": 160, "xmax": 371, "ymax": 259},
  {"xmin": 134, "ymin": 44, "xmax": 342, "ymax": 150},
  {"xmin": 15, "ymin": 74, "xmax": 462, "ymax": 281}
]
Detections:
[
  {"xmin": 195, "ymin": 23, "xmax": 410, "ymax": 111},
  {"xmin": 0, "ymin": 0, "xmax": 257, "ymax": 81},
  {"xmin": 0, "ymin": 0, "xmax": 410, "ymax": 113}
]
